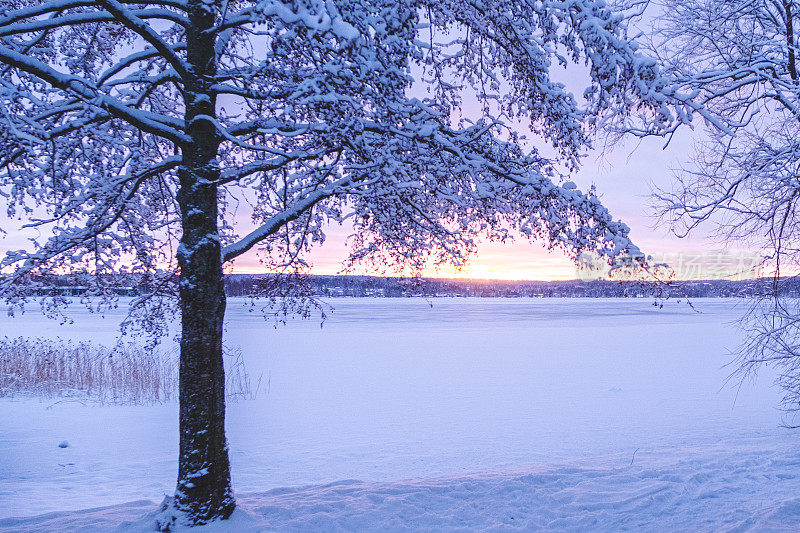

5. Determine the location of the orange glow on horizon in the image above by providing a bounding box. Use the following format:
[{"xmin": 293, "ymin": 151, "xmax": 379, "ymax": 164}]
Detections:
[
  {"xmin": 228, "ymin": 244, "xmax": 775, "ymax": 282},
  {"xmin": 221, "ymin": 220, "xmax": 775, "ymax": 282},
  {"xmin": 228, "ymin": 263, "xmax": 580, "ymax": 281}
]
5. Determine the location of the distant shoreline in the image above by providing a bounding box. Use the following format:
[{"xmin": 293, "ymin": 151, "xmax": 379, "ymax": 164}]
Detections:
[
  {"xmin": 12, "ymin": 273, "xmax": 789, "ymax": 299},
  {"xmin": 224, "ymin": 274, "xmax": 781, "ymax": 299}
]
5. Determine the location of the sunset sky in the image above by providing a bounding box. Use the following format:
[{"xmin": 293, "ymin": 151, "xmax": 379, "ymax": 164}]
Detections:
[
  {"xmin": 0, "ymin": 74, "xmax": 758, "ymax": 282},
  {"xmin": 0, "ymin": 34, "xmax": 761, "ymax": 282},
  {"xmin": 229, "ymin": 129, "xmax": 763, "ymax": 281},
  {"xmin": 224, "ymin": 59, "xmax": 762, "ymax": 282},
  {"xmin": 1, "ymin": 124, "xmax": 758, "ymax": 282},
  {"xmin": 0, "ymin": 117, "xmax": 759, "ymax": 282}
]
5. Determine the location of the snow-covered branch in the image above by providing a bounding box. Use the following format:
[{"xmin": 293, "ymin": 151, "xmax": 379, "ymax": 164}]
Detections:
[
  {"xmin": 0, "ymin": 46, "xmax": 188, "ymax": 143},
  {"xmin": 94, "ymin": 0, "xmax": 190, "ymax": 79},
  {"xmin": 222, "ymin": 176, "xmax": 363, "ymax": 263}
]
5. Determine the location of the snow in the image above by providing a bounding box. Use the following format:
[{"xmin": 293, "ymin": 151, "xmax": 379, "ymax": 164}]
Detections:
[
  {"xmin": 7, "ymin": 445, "xmax": 800, "ymax": 532},
  {"xmin": 1, "ymin": 297, "xmax": 799, "ymax": 531}
]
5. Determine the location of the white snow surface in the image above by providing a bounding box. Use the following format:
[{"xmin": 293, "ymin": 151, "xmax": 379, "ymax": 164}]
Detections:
[{"xmin": 2, "ymin": 297, "xmax": 800, "ymax": 531}]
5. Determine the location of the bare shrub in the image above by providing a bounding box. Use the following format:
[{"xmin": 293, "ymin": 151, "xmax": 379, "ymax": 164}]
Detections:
[{"xmin": 0, "ymin": 337, "xmax": 258, "ymax": 404}]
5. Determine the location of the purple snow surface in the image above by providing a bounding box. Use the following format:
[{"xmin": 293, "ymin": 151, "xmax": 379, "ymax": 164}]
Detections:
[{"xmin": 1, "ymin": 298, "xmax": 799, "ymax": 531}]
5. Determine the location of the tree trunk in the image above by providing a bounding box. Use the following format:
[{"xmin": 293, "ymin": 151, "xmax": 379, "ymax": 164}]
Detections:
[
  {"xmin": 168, "ymin": 0, "xmax": 235, "ymax": 526},
  {"xmin": 173, "ymin": 196, "xmax": 233, "ymax": 525}
]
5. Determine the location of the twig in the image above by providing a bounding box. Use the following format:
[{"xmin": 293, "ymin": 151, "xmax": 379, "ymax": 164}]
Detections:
[{"xmin": 629, "ymin": 447, "xmax": 640, "ymax": 467}]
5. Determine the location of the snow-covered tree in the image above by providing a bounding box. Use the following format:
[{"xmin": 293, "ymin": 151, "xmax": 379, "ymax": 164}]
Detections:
[
  {"xmin": 641, "ymin": 0, "xmax": 800, "ymax": 415},
  {"xmin": 0, "ymin": 0, "xmax": 686, "ymax": 527}
]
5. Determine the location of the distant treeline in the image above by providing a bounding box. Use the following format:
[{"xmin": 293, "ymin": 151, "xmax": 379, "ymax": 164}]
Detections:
[
  {"xmin": 224, "ymin": 274, "xmax": 786, "ymax": 298},
  {"xmin": 12, "ymin": 273, "xmax": 797, "ymax": 299}
]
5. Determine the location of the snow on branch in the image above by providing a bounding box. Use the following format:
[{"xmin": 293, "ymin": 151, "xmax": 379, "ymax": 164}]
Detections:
[
  {"xmin": 217, "ymin": 0, "xmax": 359, "ymax": 41},
  {"xmin": 221, "ymin": 176, "xmax": 366, "ymax": 263},
  {"xmin": 0, "ymin": 9, "xmax": 190, "ymax": 38},
  {"xmin": 94, "ymin": 0, "xmax": 190, "ymax": 79},
  {"xmin": 1, "ymin": 157, "xmax": 182, "ymax": 284},
  {"xmin": 0, "ymin": 46, "xmax": 187, "ymax": 143}
]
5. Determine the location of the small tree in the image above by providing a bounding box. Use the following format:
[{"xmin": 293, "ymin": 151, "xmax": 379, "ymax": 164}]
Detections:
[
  {"xmin": 0, "ymin": 0, "xmax": 685, "ymax": 527},
  {"xmin": 639, "ymin": 0, "xmax": 800, "ymax": 415}
]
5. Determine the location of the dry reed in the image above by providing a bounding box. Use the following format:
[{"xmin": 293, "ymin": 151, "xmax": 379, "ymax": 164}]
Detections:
[{"xmin": 0, "ymin": 337, "xmax": 257, "ymax": 404}]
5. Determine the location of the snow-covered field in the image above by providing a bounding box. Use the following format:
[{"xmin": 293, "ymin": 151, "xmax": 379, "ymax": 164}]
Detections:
[{"xmin": 2, "ymin": 297, "xmax": 800, "ymax": 531}]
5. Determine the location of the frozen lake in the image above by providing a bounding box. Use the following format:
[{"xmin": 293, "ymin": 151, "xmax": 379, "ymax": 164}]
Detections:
[{"xmin": 1, "ymin": 297, "xmax": 798, "ymax": 524}]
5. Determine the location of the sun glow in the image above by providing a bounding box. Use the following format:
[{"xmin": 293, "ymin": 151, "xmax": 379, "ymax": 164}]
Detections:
[
  {"xmin": 228, "ymin": 236, "xmax": 774, "ymax": 282},
  {"xmin": 228, "ymin": 237, "xmax": 583, "ymax": 282}
]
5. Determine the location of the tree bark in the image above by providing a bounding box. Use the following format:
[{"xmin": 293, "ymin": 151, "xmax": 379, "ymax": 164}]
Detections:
[{"xmin": 171, "ymin": 0, "xmax": 235, "ymax": 525}]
